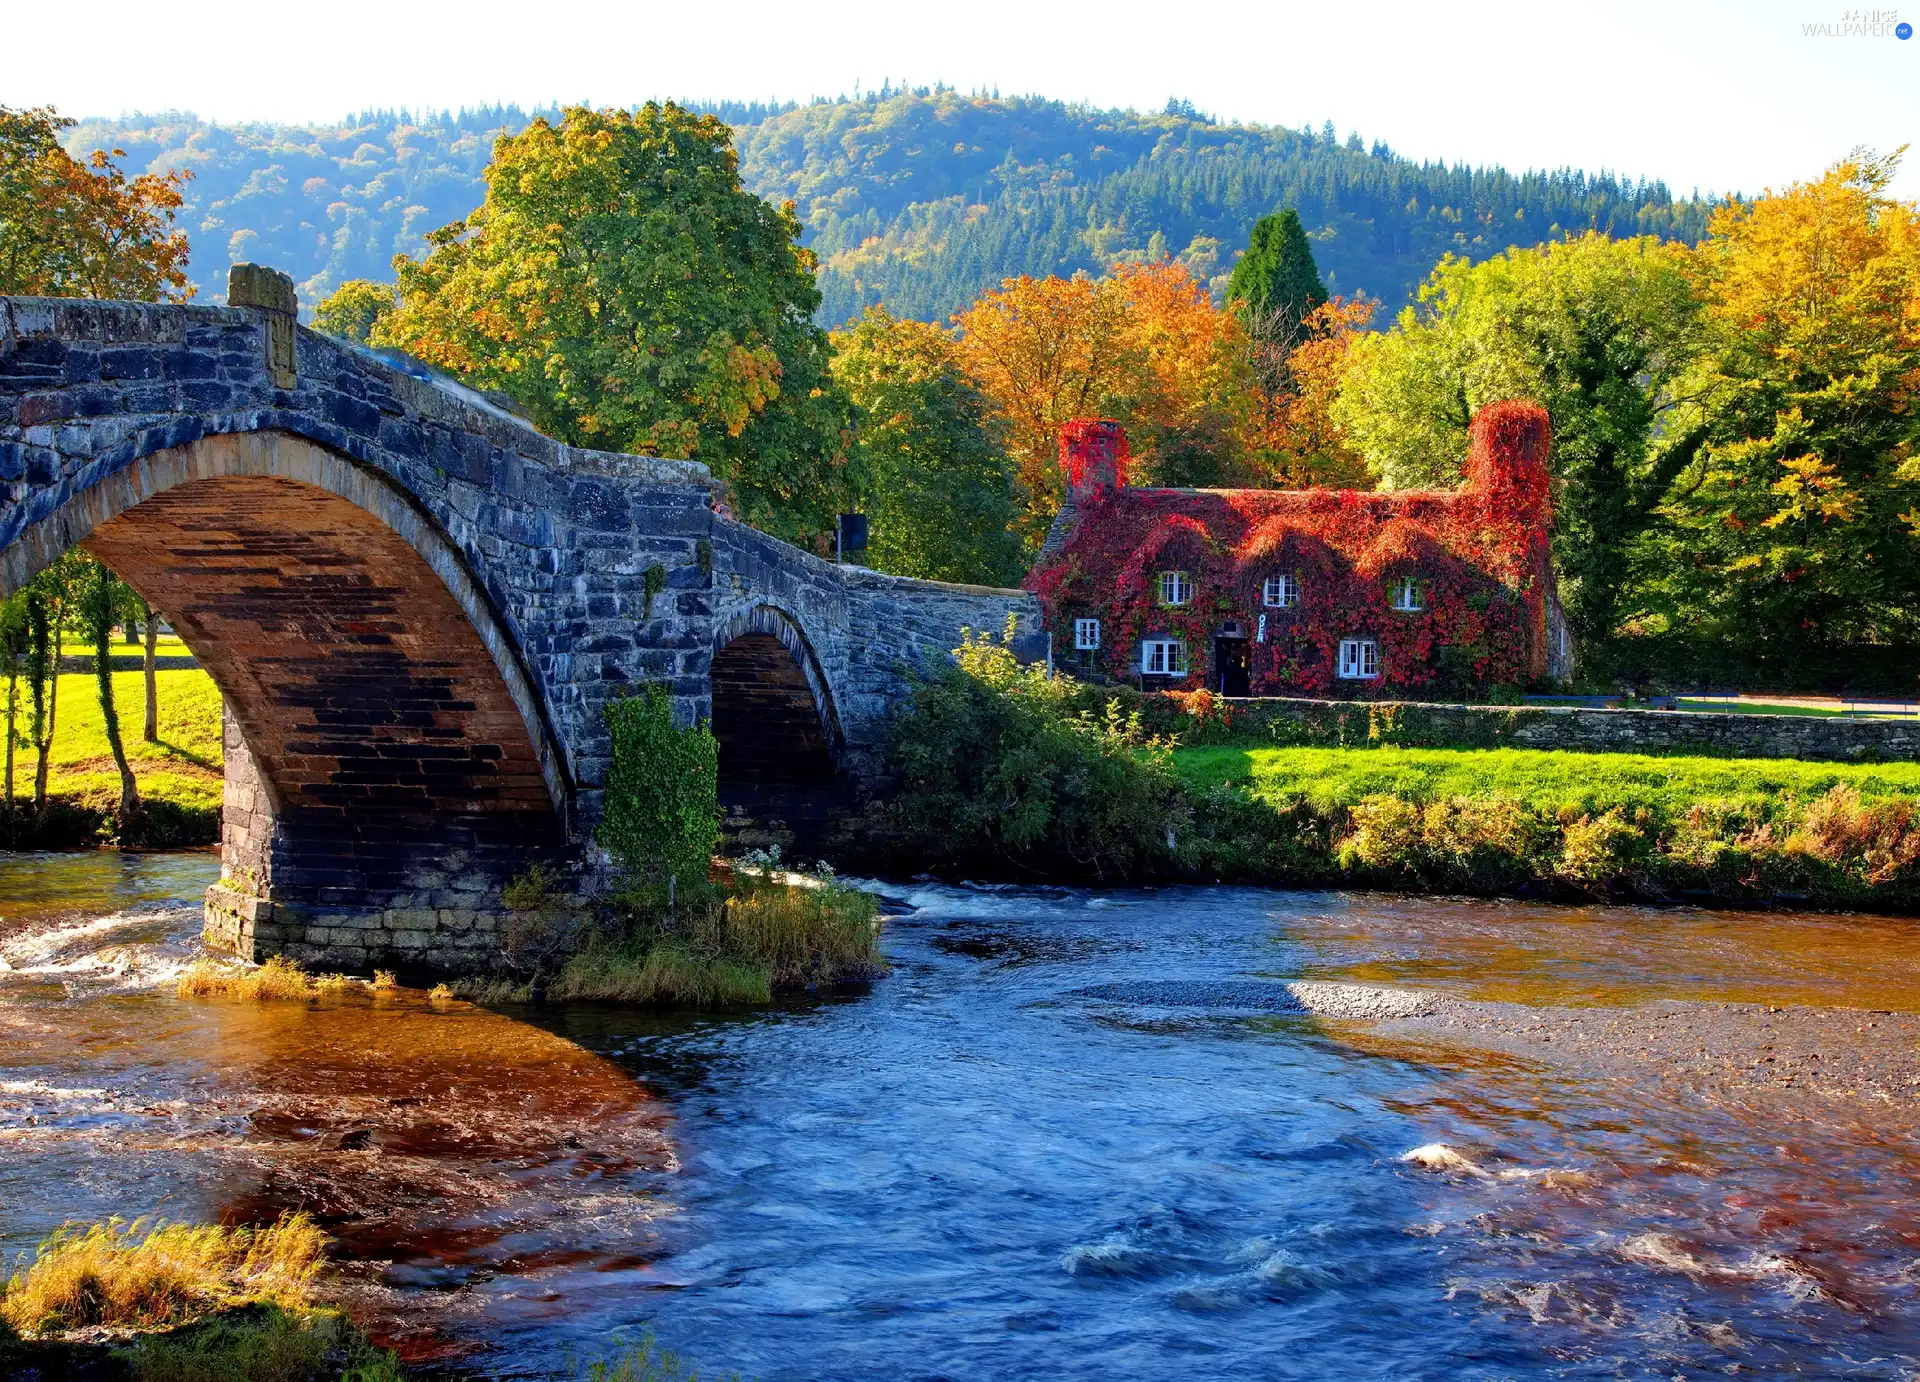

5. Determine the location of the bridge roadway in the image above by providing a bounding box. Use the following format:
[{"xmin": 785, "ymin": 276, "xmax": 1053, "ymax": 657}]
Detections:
[{"xmin": 0, "ymin": 269, "xmax": 1036, "ymax": 972}]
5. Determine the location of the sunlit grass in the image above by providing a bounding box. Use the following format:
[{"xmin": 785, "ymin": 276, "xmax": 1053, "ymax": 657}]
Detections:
[
  {"xmin": 546, "ymin": 878, "xmax": 885, "ymax": 1006},
  {"xmin": 5, "ymin": 668, "xmax": 224, "ymax": 827},
  {"xmin": 0, "ymin": 1214, "xmax": 323, "ymax": 1337},
  {"xmin": 1174, "ymin": 744, "xmax": 1920, "ymax": 818},
  {"xmin": 176, "ymin": 955, "xmax": 344, "ymax": 1003}
]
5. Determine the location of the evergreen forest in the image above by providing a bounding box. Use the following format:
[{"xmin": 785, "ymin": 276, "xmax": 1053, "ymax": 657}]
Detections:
[{"xmin": 62, "ymin": 90, "xmax": 1714, "ymax": 323}]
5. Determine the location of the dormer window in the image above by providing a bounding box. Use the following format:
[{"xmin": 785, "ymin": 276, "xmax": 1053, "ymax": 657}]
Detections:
[
  {"xmin": 1390, "ymin": 576, "xmax": 1424, "ymax": 612},
  {"xmin": 1263, "ymin": 573, "xmax": 1298, "ymax": 608},
  {"xmin": 1158, "ymin": 571, "xmax": 1193, "ymax": 607}
]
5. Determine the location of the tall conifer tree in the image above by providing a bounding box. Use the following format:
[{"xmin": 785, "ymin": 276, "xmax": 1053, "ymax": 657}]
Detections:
[{"xmin": 1228, "ymin": 209, "xmax": 1329, "ymax": 339}]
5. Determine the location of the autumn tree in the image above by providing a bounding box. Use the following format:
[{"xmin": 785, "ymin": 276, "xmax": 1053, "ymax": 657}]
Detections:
[
  {"xmin": 1649, "ymin": 152, "xmax": 1920, "ymax": 682},
  {"xmin": 831, "ymin": 309, "xmax": 1023, "ymax": 586},
  {"xmin": 0, "ymin": 105, "xmax": 191, "ymax": 301},
  {"xmin": 1247, "ymin": 295, "xmax": 1375, "ymax": 488},
  {"xmin": 311, "ymin": 278, "xmax": 395, "ymax": 344},
  {"xmin": 1335, "ymin": 234, "xmax": 1707, "ymax": 665},
  {"xmin": 953, "ymin": 262, "xmax": 1251, "ymax": 545},
  {"xmin": 377, "ymin": 103, "xmax": 849, "ymax": 543}
]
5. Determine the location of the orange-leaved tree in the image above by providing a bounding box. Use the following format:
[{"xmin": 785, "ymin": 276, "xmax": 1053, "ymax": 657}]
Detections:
[
  {"xmin": 953, "ymin": 261, "xmax": 1253, "ymax": 548},
  {"xmin": 0, "ymin": 105, "xmax": 191, "ymax": 301},
  {"xmin": 1249, "ymin": 294, "xmax": 1376, "ymax": 488}
]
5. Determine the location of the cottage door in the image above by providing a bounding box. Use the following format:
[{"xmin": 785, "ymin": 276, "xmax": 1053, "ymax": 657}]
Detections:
[{"xmin": 1214, "ymin": 636, "xmax": 1250, "ymax": 697}]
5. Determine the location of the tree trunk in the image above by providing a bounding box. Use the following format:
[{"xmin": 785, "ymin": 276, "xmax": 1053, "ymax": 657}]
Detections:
[
  {"xmin": 87, "ymin": 574, "xmax": 142, "ymax": 834},
  {"xmin": 4, "ymin": 666, "xmax": 16, "ymax": 815},
  {"xmin": 33, "ymin": 652, "xmax": 56, "ymax": 817},
  {"xmin": 142, "ymin": 602, "xmax": 158, "ymax": 742}
]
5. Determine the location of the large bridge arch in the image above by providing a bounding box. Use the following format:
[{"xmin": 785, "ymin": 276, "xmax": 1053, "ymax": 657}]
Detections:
[{"xmin": 4, "ymin": 429, "xmax": 568, "ymax": 971}]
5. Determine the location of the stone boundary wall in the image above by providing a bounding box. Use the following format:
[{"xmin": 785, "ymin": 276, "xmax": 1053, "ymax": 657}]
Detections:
[{"xmin": 1143, "ymin": 695, "xmax": 1920, "ymax": 763}]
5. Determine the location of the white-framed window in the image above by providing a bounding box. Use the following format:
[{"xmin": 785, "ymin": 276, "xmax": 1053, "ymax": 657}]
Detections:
[
  {"xmin": 1074, "ymin": 617, "xmax": 1101, "ymax": 651},
  {"xmin": 1263, "ymin": 573, "xmax": 1299, "ymax": 608},
  {"xmin": 1390, "ymin": 576, "xmax": 1424, "ymax": 612},
  {"xmin": 1158, "ymin": 571, "xmax": 1193, "ymax": 607},
  {"xmin": 1337, "ymin": 638, "xmax": 1379, "ymax": 680},
  {"xmin": 1141, "ymin": 637, "xmax": 1188, "ymax": 676}
]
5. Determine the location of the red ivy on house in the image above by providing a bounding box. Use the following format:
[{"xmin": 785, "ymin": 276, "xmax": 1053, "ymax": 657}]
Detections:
[{"xmin": 1027, "ymin": 401, "xmax": 1558, "ymax": 698}]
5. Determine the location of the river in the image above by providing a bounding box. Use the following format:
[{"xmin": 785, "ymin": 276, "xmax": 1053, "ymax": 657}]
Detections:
[{"xmin": 4, "ymin": 851, "xmax": 1919, "ymax": 1378}]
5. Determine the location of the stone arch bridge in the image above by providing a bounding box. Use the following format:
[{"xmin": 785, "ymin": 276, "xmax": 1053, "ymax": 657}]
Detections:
[{"xmin": 0, "ymin": 278, "xmax": 1036, "ymax": 972}]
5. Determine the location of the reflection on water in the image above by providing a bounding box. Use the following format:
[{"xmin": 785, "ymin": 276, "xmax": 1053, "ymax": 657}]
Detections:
[
  {"xmin": 3, "ymin": 859, "xmax": 1920, "ymax": 1377},
  {"xmin": 1280, "ymin": 891, "xmax": 1920, "ymax": 1011}
]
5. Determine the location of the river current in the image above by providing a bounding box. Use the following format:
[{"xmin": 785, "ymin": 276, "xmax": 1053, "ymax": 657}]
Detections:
[{"xmin": 4, "ymin": 851, "xmax": 1919, "ymax": 1378}]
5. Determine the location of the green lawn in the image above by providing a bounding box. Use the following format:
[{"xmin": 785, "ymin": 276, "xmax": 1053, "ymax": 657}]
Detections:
[
  {"xmin": 6, "ymin": 668, "xmax": 223, "ymax": 817},
  {"xmin": 57, "ymin": 633, "xmax": 195, "ymax": 660},
  {"xmin": 1173, "ymin": 743, "xmax": 1920, "ymax": 817}
]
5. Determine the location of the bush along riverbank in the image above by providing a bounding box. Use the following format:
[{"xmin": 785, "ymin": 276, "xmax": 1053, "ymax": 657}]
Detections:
[
  {"xmin": 855, "ymin": 630, "xmax": 1920, "ymax": 911},
  {"xmin": 462, "ymin": 685, "xmax": 884, "ymax": 1007}
]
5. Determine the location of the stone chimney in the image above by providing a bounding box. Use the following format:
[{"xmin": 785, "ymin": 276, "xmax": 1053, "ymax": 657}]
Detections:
[
  {"xmin": 1463, "ymin": 399, "xmax": 1551, "ymax": 526},
  {"xmin": 1059, "ymin": 418, "xmax": 1130, "ymax": 497},
  {"xmin": 1033, "ymin": 419, "xmax": 1131, "ymax": 567}
]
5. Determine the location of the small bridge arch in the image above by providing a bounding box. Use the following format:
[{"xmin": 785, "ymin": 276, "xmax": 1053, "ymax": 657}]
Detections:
[{"xmin": 709, "ymin": 602, "xmax": 848, "ymax": 838}]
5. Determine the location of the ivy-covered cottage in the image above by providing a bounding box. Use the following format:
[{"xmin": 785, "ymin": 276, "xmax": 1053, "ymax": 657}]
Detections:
[{"xmin": 1027, "ymin": 402, "xmax": 1569, "ymax": 698}]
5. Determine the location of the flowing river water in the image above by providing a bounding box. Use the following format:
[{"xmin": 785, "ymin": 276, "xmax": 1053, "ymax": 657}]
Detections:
[{"xmin": 5, "ymin": 851, "xmax": 1920, "ymax": 1378}]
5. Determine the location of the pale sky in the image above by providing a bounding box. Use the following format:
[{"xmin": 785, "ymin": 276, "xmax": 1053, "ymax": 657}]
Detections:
[{"xmin": 11, "ymin": 0, "xmax": 1917, "ymax": 197}]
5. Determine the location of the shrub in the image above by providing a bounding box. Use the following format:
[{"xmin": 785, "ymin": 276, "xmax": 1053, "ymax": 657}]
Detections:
[
  {"xmin": 118, "ymin": 1304, "xmax": 403, "ymax": 1382},
  {"xmin": 599, "ymin": 684, "xmax": 719, "ymax": 895},
  {"xmin": 1558, "ymin": 808, "xmax": 1652, "ymax": 886},
  {"xmin": 1, "ymin": 1215, "xmax": 324, "ymax": 1337},
  {"xmin": 880, "ymin": 626, "xmax": 1188, "ymax": 879}
]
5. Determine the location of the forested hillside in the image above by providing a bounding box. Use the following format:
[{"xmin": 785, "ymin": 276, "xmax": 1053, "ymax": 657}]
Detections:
[{"xmin": 64, "ymin": 91, "xmax": 1714, "ymax": 322}]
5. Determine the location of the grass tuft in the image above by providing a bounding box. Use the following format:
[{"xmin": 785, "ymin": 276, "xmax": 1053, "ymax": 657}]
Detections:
[
  {"xmin": 117, "ymin": 1303, "xmax": 403, "ymax": 1382},
  {"xmin": 176, "ymin": 955, "xmax": 319, "ymax": 1003},
  {"xmin": 544, "ymin": 877, "xmax": 884, "ymax": 1007},
  {"xmin": 0, "ymin": 1214, "xmax": 324, "ymax": 1337}
]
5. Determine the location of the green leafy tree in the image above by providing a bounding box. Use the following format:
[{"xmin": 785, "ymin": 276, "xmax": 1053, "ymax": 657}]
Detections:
[
  {"xmin": 831, "ymin": 308, "xmax": 1024, "ymax": 585},
  {"xmin": 1647, "ymin": 153, "xmax": 1920, "ymax": 684},
  {"xmin": 598, "ymin": 685, "xmax": 719, "ymax": 896},
  {"xmin": 378, "ymin": 103, "xmax": 850, "ymax": 544},
  {"xmin": 310, "ymin": 278, "xmax": 394, "ymax": 344},
  {"xmin": 1334, "ymin": 234, "xmax": 1707, "ymax": 667},
  {"xmin": 1, "ymin": 594, "xmax": 25, "ymax": 814}
]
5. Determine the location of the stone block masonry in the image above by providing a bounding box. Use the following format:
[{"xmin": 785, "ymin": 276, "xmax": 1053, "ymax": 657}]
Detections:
[
  {"xmin": 1150, "ymin": 695, "xmax": 1920, "ymax": 763},
  {"xmin": 1, "ymin": 290, "xmax": 1039, "ymax": 971}
]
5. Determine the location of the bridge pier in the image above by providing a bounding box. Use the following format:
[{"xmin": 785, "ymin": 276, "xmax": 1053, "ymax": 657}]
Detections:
[{"xmin": 202, "ymin": 707, "xmax": 551, "ymax": 972}]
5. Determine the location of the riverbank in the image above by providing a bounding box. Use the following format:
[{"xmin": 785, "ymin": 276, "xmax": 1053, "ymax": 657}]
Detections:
[
  {"xmin": 1170, "ymin": 743, "xmax": 1920, "ymax": 911},
  {"xmin": 1120, "ymin": 974, "xmax": 1920, "ymax": 1127}
]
